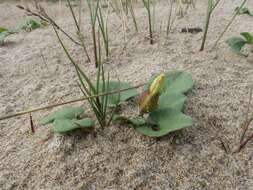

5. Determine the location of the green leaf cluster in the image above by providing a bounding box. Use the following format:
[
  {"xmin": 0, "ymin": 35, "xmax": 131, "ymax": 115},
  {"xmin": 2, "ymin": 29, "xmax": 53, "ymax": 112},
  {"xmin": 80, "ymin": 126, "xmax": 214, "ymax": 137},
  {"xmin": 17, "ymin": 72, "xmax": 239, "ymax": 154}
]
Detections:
[
  {"xmin": 13, "ymin": 18, "xmax": 46, "ymax": 32},
  {"xmin": 40, "ymin": 107, "xmax": 95, "ymax": 133},
  {"xmin": 0, "ymin": 18, "xmax": 47, "ymax": 45},
  {"xmin": 226, "ymin": 32, "xmax": 253, "ymax": 56},
  {"xmin": 114, "ymin": 71, "xmax": 194, "ymax": 137}
]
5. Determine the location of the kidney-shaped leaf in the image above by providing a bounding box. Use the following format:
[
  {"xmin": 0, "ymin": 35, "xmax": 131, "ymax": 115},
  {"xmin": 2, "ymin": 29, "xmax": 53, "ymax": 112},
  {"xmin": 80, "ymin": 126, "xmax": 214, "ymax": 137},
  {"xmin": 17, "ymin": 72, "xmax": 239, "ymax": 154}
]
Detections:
[
  {"xmin": 52, "ymin": 118, "xmax": 94, "ymax": 133},
  {"xmin": 74, "ymin": 118, "xmax": 95, "ymax": 128},
  {"xmin": 40, "ymin": 107, "xmax": 85, "ymax": 125},
  {"xmin": 226, "ymin": 36, "xmax": 246, "ymax": 54},
  {"xmin": 98, "ymin": 81, "xmax": 139, "ymax": 107},
  {"xmin": 158, "ymin": 93, "xmax": 186, "ymax": 111},
  {"xmin": 147, "ymin": 71, "xmax": 193, "ymax": 95},
  {"xmin": 135, "ymin": 108, "xmax": 192, "ymax": 137}
]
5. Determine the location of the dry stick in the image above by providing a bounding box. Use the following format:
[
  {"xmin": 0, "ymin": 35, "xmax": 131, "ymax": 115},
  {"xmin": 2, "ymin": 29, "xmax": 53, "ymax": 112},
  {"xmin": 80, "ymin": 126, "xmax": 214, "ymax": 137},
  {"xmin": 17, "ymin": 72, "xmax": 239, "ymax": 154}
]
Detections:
[
  {"xmin": 29, "ymin": 113, "xmax": 35, "ymax": 134},
  {"xmin": 213, "ymin": 0, "xmax": 248, "ymax": 48},
  {"xmin": 0, "ymin": 83, "xmax": 146, "ymax": 121}
]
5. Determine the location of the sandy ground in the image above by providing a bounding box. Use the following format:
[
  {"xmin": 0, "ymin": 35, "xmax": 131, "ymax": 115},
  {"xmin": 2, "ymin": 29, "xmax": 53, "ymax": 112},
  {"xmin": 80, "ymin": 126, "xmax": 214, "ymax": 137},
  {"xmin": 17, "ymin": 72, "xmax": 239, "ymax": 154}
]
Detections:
[{"xmin": 1, "ymin": 0, "xmax": 253, "ymax": 189}]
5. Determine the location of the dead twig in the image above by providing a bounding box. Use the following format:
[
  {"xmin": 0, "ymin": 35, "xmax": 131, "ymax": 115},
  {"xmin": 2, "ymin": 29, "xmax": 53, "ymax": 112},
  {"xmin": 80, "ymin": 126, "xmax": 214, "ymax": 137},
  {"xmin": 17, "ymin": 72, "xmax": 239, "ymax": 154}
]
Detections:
[{"xmin": 0, "ymin": 83, "xmax": 146, "ymax": 121}]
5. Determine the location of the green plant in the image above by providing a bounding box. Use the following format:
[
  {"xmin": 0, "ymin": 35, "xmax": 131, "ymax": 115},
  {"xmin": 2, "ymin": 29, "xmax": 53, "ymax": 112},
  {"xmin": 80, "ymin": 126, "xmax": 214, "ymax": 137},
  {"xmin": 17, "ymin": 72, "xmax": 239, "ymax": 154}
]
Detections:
[
  {"xmin": 142, "ymin": 0, "xmax": 154, "ymax": 44},
  {"xmin": 53, "ymin": 27, "xmax": 138, "ymax": 128},
  {"xmin": 113, "ymin": 71, "xmax": 194, "ymax": 137},
  {"xmin": 200, "ymin": 0, "xmax": 221, "ymax": 51},
  {"xmin": 40, "ymin": 107, "xmax": 95, "ymax": 133},
  {"xmin": 226, "ymin": 32, "xmax": 253, "ymax": 56},
  {"xmin": 0, "ymin": 18, "xmax": 46, "ymax": 45},
  {"xmin": 13, "ymin": 18, "xmax": 46, "ymax": 32},
  {"xmin": 213, "ymin": 0, "xmax": 248, "ymax": 48}
]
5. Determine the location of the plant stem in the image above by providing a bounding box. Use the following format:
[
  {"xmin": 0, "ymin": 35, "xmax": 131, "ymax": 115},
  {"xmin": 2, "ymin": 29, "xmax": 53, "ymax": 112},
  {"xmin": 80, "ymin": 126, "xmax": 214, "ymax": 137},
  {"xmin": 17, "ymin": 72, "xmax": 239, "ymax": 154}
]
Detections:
[
  {"xmin": 200, "ymin": 0, "xmax": 221, "ymax": 51},
  {"xmin": 143, "ymin": 0, "xmax": 154, "ymax": 44},
  {"xmin": 166, "ymin": 0, "xmax": 174, "ymax": 36},
  {"xmin": 129, "ymin": 0, "xmax": 138, "ymax": 32},
  {"xmin": 66, "ymin": 0, "xmax": 91, "ymax": 62}
]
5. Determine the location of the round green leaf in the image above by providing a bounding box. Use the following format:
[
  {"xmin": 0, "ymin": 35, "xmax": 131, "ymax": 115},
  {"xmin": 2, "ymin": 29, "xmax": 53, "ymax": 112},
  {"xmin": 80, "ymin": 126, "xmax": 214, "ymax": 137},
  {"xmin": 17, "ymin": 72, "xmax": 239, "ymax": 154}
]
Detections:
[
  {"xmin": 52, "ymin": 119, "xmax": 79, "ymax": 133},
  {"xmin": 135, "ymin": 108, "xmax": 192, "ymax": 137},
  {"xmin": 147, "ymin": 71, "xmax": 193, "ymax": 95},
  {"xmin": 98, "ymin": 81, "xmax": 139, "ymax": 107},
  {"xmin": 40, "ymin": 107, "xmax": 85, "ymax": 125},
  {"xmin": 74, "ymin": 118, "xmax": 95, "ymax": 128},
  {"xmin": 158, "ymin": 93, "xmax": 186, "ymax": 111},
  {"xmin": 226, "ymin": 37, "xmax": 247, "ymax": 54},
  {"xmin": 52, "ymin": 118, "xmax": 94, "ymax": 133}
]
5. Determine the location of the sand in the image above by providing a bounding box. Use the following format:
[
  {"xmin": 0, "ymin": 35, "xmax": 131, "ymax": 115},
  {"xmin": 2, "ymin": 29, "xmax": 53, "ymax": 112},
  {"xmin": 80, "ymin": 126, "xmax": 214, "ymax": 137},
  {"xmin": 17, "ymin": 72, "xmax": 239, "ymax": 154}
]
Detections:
[{"xmin": 1, "ymin": 0, "xmax": 253, "ymax": 189}]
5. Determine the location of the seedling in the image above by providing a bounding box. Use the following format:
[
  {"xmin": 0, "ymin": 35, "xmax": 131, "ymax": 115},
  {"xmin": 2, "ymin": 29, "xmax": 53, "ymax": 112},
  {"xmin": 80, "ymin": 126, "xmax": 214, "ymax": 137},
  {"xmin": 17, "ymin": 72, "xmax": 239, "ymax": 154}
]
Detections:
[
  {"xmin": 226, "ymin": 32, "xmax": 253, "ymax": 56},
  {"xmin": 113, "ymin": 71, "xmax": 194, "ymax": 137}
]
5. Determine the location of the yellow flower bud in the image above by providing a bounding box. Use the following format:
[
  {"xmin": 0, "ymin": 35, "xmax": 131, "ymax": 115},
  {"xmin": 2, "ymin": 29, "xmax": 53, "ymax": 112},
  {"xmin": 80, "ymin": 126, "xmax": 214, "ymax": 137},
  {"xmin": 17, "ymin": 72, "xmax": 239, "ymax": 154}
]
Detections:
[
  {"xmin": 149, "ymin": 73, "xmax": 165, "ymax": 96},
  {"xmin": 139, "ymin": 73, "xmax": 165, "ymax": 114}
]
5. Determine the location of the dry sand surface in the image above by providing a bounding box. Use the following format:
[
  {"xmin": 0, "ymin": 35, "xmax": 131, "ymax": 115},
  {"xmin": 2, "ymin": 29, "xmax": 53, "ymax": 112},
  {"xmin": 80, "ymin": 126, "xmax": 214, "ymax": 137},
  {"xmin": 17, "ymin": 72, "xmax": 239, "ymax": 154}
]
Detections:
[{"xmin": 1, "ymin": 0, "xmax": 253, "ymax": 189}]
